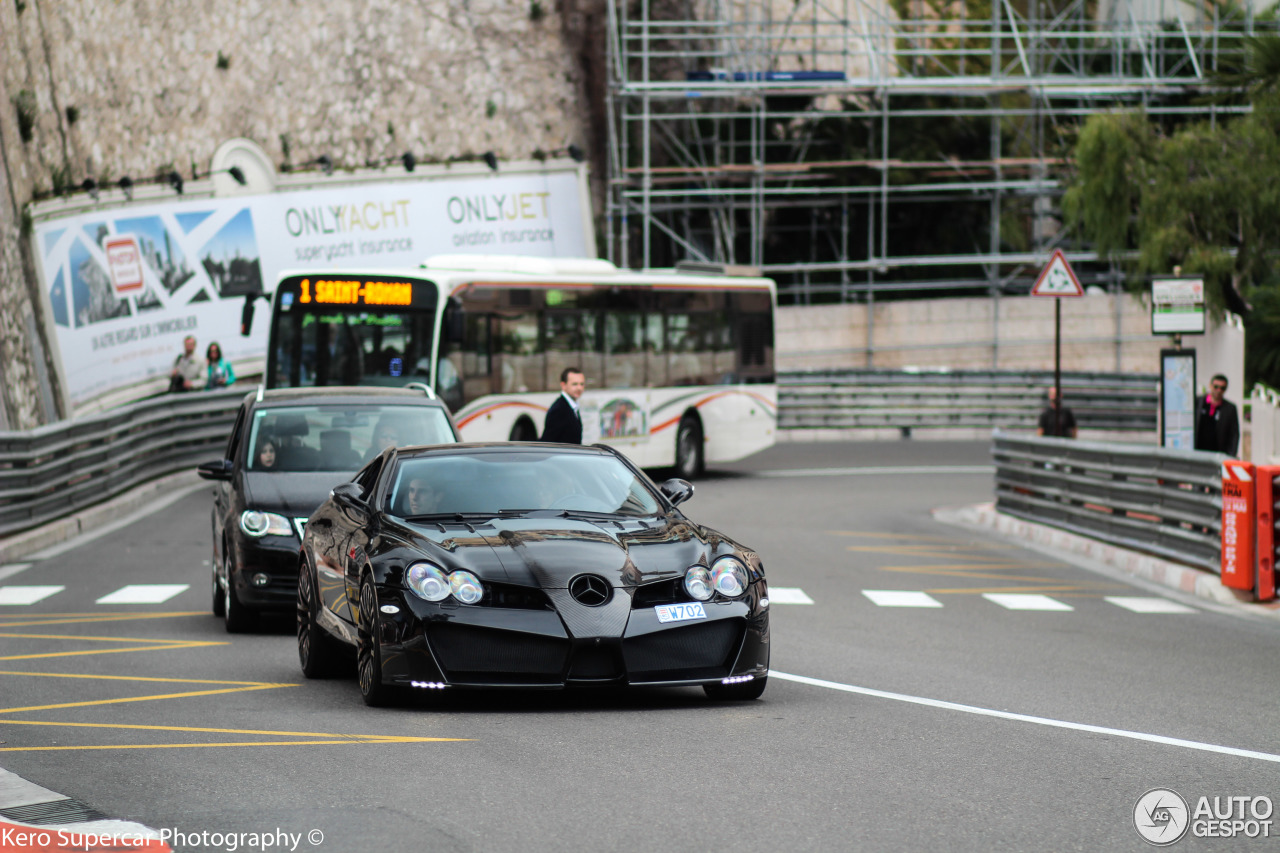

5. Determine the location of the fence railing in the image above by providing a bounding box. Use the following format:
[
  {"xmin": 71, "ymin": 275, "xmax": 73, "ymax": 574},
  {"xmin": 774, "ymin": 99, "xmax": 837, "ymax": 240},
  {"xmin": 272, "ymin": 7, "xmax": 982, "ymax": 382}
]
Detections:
[
  {"xmin": 779, "ymin": 369, "xmax": 1157, "ymax": 432},
  {"xmin": 992, "ymin": 431, "xmax": 1224, "ymax": 573},
  {"xmin": 0, "ymin": 387, "xmax": 245, "ymax": 539}
]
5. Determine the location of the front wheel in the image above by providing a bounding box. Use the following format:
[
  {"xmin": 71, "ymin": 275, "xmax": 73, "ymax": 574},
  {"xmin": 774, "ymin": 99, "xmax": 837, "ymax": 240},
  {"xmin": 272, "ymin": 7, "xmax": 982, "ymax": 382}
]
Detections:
[
  {"xmin": 211, "ymin": 565, "xmax": 225, "ymax": 617},
  {"xmin": 675, "ymin": 417, "xmax": 704, "ymax": 480},
  {"xmin": 357, "ymin": 577, "xmax": 395, "ymax": 707},
  {"xmin": 703, "ymin": 676, "xmax": 767, "ymax": 701},
  {"xmin": 223, "ymin": 557, "xmax": 256, "ymax": 634},
  {"xmin": 509, "ymin": 418, "xmax": 537, "ymax": 442}
]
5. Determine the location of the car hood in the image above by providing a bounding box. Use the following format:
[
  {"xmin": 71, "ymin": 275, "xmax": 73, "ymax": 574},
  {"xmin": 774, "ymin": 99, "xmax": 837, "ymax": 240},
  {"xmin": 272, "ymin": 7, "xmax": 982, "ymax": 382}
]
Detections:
[
  {"xmin": 403, "ymin": 515, "xmax": 726, "ymax": 589},
  {"xmin": 244, "ymin": 471, "xmax": 355, "ymax": 519}
]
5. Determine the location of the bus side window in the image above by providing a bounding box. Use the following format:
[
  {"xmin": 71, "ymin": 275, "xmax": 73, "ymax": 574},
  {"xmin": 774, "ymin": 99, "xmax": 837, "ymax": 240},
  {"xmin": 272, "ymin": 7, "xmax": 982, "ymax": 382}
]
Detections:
[
  {"xmin": 604, "ymin": 311, "xmax": 644, "ymax": 389},
  {"xmin": 544, "ymin": 311, "xmax": 598, "ymax": 392},
  {"xmin": 644, "ymin": 313, "xmax": 666, "ymax": 387}
]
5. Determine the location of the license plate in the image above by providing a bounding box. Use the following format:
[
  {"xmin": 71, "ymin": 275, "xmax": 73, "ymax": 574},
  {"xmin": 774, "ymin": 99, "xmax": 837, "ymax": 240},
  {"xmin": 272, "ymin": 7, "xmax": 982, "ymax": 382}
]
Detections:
[{"xmin": 655, "ymin": 602, "xmax": 707, "ymax": 623}]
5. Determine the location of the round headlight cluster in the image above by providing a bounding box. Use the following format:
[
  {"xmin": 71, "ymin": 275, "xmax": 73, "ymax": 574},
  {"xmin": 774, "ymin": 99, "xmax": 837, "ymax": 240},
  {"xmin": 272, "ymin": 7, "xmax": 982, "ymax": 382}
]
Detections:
[
  {"xmin": 406, "ymin": 562, "xmax": 485, "ymax": 605},
  {"xmin": 683, "ymin": 557, "xmax": 750, "ymax": 601},
  {"xmin": 240, "ymin": 510, "xmax": 293, "ymax": 538}
]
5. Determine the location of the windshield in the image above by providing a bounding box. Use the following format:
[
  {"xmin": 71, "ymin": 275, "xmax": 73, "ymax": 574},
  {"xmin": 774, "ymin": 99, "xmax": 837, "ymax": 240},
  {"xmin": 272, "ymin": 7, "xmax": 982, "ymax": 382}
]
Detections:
[
  {"xmin": 388, "ymin": 451, "xmax": 663, "ymax": 518},
  {"xmin": 247, "ymin": 404, "xmax": 455, "ymax": 472}
]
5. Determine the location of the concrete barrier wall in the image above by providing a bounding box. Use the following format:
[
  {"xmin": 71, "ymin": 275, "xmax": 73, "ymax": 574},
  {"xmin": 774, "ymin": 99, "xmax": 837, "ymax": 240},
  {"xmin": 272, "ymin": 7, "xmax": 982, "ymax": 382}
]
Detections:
[{"xmin": 777, "ymin": 291, "xmax": 1164, "ymax": 373}]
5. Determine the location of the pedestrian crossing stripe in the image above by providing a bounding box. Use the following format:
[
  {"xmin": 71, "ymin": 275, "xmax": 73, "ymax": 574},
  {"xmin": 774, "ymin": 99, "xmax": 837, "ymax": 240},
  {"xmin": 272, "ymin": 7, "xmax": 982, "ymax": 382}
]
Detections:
[
  {"xmin": 983, "ymin": 593, "xmax": 1074, "ymax": 611},
  {"xmin": 1104, "ymin": 596, "xmax": 1196, "ymax": 614},
  {"xmin": 96, "ymin": 584, "xmax": 190, "ymax": 604},
  {"xmin": 862, "ymin": 590, "xmax": 944, "ymax": 608},
  {"xmin": 0, "ymin": 586, "xmax": 64, "ymax": 605},
  {"xmin": 769, "ymin": 587, "xmax": 814, "ymax": 605}
]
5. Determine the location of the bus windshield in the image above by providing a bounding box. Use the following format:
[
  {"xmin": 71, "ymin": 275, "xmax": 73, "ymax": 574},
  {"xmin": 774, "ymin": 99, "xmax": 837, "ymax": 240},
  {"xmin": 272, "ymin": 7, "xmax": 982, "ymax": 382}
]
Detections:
[{"xmin": 268, "ymin": 274, "xmax": 440, "ymax": 388}]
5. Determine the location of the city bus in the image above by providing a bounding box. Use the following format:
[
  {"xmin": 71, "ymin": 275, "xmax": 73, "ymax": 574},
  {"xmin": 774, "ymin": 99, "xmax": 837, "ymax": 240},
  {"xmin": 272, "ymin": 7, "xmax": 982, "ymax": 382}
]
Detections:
[{"xmin": 262, "ymin": 255, "xmax": 776, "ymax": 477}]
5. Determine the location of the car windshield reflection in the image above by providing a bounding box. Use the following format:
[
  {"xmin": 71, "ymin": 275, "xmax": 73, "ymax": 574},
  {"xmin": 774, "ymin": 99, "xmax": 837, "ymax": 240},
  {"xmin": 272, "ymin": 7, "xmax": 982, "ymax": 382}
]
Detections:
[{"xmin": 389, "ymin": 451, "xmax": 662, "ymax": 518}]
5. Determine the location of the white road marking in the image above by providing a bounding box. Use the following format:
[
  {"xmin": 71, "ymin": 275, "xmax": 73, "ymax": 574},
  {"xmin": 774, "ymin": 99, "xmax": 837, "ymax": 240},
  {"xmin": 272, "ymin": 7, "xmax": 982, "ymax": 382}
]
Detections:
[
  {"xmin": 757, "ymin": 465, "xmax": 993, "ymax": 478},
  {"xmin": 863, "ymin": 590, "xmax": 944, "ymax": 608},
  {"xmin": 769, "ymin": 670, "xmax": 1280, "ymax": 764},
  {"xmin": 0, "ymin": 586, "xmax": 65, "ymax": 605},
  {"xmin": 0, "ymin": 564, "xmax": 33, "ymax": 582},
  {"xmin": 95, "ymin": 584, "xmax": 190, "ymax": 604},
  {"xmin": 1105, "ymin": 596, "xmax": 1197, "ymax": 614},
  {"xmin": 769, "ymin": 587, "xmax": 814, "ymax": 605},
  {"xmin": 983, "ymin": 593, "xmax": 1073, "ymax": 611}
]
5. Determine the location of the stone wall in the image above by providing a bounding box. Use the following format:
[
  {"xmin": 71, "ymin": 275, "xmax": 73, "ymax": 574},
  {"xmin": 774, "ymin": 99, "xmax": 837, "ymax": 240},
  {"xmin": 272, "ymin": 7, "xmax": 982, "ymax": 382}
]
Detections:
[{"xmin": 0, "ymin": 0, "xmax": 596, "ymax": 427}]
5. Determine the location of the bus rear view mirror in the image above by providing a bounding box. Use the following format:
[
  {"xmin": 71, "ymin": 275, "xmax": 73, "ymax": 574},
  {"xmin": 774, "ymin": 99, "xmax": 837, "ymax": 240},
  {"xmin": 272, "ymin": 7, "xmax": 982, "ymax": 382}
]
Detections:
[{"xmin": 240, "ymin": 294, "xmax": 256, "ymax": 337}]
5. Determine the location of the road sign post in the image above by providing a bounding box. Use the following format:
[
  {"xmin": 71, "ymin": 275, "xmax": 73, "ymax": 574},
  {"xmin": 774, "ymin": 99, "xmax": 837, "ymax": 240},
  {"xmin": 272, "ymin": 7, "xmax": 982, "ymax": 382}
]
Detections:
[{"xmin": 1030, "ymin": 250, "xmax": 1084, "ymax": 435}]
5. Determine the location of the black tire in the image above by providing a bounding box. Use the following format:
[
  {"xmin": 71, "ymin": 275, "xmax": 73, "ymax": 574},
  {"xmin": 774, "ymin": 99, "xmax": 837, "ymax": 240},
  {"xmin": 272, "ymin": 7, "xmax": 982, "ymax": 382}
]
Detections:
[
  {"xmin": 357, "ymin": 577, "xmax": 395, "ymax": 707},
  {"xmin": 703, "ymin": 676, "xmax": 767, "ymax": 701},
  {"xmin": 509, "ymin": 418, "xmax": 537, "ymax": 442},
  {"xmin": 211, "ymin": 565, "xmax": 225, "ymax": 617},
  {"xmin": 675, "ymin": 416, "xmax": 704, "ymax": 480},
  {"xmin": 297, "ymin": 562, "xmax": 342, "ymax": 679},
  {"xmin": 223, "ymin": 557, "xmax": 256, "ymax": 634}
]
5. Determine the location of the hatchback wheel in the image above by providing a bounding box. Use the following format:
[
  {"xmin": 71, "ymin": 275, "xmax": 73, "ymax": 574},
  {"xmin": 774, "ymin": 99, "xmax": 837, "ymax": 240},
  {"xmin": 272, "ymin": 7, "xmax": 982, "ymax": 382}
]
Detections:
[{"xmin": 223, "ymin": 558, "xmax": 256, "ymax": 634}]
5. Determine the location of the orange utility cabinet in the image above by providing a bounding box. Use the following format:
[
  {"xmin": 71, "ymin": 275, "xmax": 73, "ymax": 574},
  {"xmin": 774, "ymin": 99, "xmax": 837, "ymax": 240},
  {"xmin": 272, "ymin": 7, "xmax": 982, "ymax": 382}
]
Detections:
[
  {"xmin": 1253, "ymin": 465, "xmax": 1279, "ymax": 601},
  {"xmin": 1221, "ymin": 460, "xmax": 1256, "ymax": 591}
]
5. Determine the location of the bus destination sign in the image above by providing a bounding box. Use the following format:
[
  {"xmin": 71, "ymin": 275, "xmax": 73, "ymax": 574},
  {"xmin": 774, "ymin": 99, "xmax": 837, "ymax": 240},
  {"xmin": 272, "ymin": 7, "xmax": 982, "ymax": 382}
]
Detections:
[{"xmin": 277, "ymin": 274, "xmax": 436, "ymax": 310}]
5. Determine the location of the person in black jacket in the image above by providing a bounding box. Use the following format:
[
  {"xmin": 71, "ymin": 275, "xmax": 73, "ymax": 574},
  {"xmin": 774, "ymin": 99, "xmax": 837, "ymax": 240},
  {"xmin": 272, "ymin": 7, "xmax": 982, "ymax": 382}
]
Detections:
[
  {"xmin": 540, "ymin": 367, "xmax": 585, "ymax": 444},
  {"xmin": 1194, "ymin": 373, "xmax": 1240, "ymax": 456}
]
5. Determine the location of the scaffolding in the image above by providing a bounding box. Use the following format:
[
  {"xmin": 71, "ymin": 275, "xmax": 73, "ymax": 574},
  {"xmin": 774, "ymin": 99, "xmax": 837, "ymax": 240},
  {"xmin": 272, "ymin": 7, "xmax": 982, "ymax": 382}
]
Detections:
[{"xmin": 605, "ymin": 0, "xmax": 1267, "ymax": 305}]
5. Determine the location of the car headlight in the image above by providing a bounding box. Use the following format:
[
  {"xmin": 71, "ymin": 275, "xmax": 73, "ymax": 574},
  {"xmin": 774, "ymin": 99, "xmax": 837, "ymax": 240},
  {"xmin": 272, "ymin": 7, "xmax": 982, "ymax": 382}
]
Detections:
[
  {"xmin": 684, "ymin": 565, "xmax": 713, "ymax": 601},
  {"xmin": 449, "ymin": 570, "xmax": 484, "ymax": 605},
  {"xmin": 405, "ymin": 563, "xmax": 450, "ymax": 602},
  {"xmin": 711, "ymin": 557, "xmax": 749, "ymax": 598},
  {"xmin": 240, "ymin": 510, "xmax": 293, "ymax": 537}
]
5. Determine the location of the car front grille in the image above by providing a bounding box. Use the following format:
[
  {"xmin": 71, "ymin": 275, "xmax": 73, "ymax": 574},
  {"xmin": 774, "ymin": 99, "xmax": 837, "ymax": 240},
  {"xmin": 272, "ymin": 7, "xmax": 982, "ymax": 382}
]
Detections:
[
  {"xmin": 622, "ymin": 619, "xmax": 743, "ymax": 679},
  {"xmin": 428, "ymin": 622, "xmax": 568, "ymax": 682}
]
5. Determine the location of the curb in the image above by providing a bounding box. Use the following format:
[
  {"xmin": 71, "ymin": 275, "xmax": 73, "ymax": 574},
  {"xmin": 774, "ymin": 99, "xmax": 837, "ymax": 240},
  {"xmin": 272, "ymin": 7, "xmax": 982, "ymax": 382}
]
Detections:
[
  {"xmin": 0, "ymin": 768, "xmax": 169, "ymax": 851},
  {"xmin": 933, "ymin": 502, "xmax": 1280, "ymax": 619},
  {"xmin": 0, "ymin": 470, "xmax": 204, "ymax": 565}
]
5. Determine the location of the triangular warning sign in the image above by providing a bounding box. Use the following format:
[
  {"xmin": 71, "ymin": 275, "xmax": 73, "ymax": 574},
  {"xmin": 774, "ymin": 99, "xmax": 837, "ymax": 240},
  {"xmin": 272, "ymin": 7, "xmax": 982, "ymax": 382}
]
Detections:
[{"xmin": 1030, "ymin": 249, "xmax": 1084, "ymax": 297}]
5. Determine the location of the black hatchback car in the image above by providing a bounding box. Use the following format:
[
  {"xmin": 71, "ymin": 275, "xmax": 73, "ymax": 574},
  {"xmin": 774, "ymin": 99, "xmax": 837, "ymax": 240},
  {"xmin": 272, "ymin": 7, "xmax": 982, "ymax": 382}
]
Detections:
[
  {"xmin": 197, "ymin": 386, "xmax": 459, "ymax": 632},
  {"xmin": 297, "ymin": 442, "xmax": 770, "ymax": 706}
]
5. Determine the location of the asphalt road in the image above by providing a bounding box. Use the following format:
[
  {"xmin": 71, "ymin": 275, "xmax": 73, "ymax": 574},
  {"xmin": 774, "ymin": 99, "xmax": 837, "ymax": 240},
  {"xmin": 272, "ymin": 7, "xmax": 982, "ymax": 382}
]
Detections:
[{"xmin": 1, "ymin": 439, "xmax": 1278, "ymax": 853}]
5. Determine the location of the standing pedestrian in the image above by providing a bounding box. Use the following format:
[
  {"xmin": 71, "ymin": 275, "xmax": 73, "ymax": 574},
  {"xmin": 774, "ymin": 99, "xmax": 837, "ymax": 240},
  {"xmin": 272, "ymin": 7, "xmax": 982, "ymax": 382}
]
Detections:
[
  {"xmin": 1194, "ymin": 374, "xmax": 1240, "ymax": 456},
  {"xmin": 540, "ymin": 367, "xmax": 585, "ymax": 444},
  {"xmin": 1036, "ymin": 386, "xmax": 1078, "ymax": 438},
  {"xmin": 169, "ymin": 335, "xmax": 204, "ymax": 392},
  {"xmin": 205, "ymin": 341, "xmax": 236, "ymax": 389}
]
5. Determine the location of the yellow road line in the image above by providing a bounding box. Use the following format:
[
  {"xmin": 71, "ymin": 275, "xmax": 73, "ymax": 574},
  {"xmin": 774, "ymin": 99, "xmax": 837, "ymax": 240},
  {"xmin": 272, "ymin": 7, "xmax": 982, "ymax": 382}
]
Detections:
[
  {"xmin": 0, "ymin": 632, "xmax": 225, "ymax": 643},
  {"xmin": 0, "ymin": 737, "xmax": 469, "ymax": 752},
  {"xmin": 826, "ymin": 531, "xmax": 992, "ymax": 543},
  {"xmin": 1, "ymin": 719, "xmax": 448, "ymax": 738},
  {"xmin": 0, "ymin": 670, "xmax": 278, "ymax": 686},
  {"xmin": 0, "ymin": 642, "xmax": 222, "ymax": 662},
  {"xmin": 925, "ymin": 585, "xmax": 1122, "ymax": 594},
  {"xmin": 0, "ymin": 613, "xmax": 205, "ymax": 628},
  {"xmin": 0, "ymin": 684, "xmax": 290, "ymax": 714}
]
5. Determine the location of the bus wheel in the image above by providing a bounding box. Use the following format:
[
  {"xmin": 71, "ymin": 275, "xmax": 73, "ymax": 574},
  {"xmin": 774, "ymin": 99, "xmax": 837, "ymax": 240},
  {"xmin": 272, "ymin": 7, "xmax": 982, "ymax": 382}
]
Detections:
[
  {"xmin": 675, "ymin": 416, "xmax": 704, "ymax": 479},
  {"xmin": 509, "ymin": 418, "xmax": 537, "ymax": 442}
]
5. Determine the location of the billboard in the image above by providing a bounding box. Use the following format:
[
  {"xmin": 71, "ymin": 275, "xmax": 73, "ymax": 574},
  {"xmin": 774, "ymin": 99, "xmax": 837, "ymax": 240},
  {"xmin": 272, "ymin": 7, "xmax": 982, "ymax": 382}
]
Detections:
[{"xmin": 32, "ymin": 166, "xmax": 590, "ymax": 410}]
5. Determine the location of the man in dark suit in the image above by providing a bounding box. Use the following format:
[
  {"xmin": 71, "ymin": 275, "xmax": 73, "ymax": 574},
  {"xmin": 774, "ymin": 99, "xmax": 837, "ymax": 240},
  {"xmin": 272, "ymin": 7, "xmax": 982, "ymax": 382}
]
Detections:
[
  {"xmin": 1195, "ymin": 373, "xmax": 1240, "ymax": 456},
  {"xmin": 540, "ymin": 367, "xmax": 585, "ymax": 444}
]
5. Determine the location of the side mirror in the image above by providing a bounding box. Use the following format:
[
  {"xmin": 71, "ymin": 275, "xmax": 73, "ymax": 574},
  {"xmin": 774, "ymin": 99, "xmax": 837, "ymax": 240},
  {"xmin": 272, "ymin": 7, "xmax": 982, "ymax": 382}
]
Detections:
[
  {"xmin": 444, "ymin": 296, "xmax": 464, "ymax": 343},
  {"xmin": 659, "ymin": 478, "xmax": 694, "ymax": 507},
  {"xmin": 197, "ymin": 459, "xmax": 233, "ymax": 481},
  {"xmin": 331, "ymin": 482, "xmax": 369, "ymax": 523},
  {"xmin": 240, "ymin": 293, "xmax": 257, "ymax": 336}
]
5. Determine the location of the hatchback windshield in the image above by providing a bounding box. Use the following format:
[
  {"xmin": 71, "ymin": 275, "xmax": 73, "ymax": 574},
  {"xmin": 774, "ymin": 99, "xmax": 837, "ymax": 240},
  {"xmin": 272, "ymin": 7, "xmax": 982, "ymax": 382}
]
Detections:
[
  {"xmin": 388, "ymin": 451, "xmax": 662, "ymax": 517},
  {"xmin": 247, "ymin": 404, "xmax": 454, "ymax": 472}
]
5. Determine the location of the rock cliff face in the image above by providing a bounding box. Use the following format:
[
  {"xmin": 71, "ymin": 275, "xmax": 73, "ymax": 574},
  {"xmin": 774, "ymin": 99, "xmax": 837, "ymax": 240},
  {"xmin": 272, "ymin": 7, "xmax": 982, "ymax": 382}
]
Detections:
[{"xmin": 0, "ymin": 0, "xmax": 598, "ymax": 426}]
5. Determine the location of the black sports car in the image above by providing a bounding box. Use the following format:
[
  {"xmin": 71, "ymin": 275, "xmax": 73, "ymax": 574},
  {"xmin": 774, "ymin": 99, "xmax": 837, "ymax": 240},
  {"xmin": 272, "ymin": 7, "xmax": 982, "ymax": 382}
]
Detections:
[
  {"xmin": 197, "ymin": 386, "xmax": 459, "ymax": 632},
  {"xmin": 297, "ymin": 443, "xmax": 770, "ymax": 705}
]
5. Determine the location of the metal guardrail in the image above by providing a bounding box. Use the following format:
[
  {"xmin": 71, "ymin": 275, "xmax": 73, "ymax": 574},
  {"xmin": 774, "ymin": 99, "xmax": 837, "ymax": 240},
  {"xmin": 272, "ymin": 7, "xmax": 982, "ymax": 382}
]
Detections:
[
  {"xmin": 993, "ymin": 430, "xmax": 1225, "ymax": 573},
  {"xmin": 0, "ymin": 388, "xmax": 245, "ymax": 539},
  {"xmin": 779, "ymin": 369, "xmax": 1157, "ymax": 432}
]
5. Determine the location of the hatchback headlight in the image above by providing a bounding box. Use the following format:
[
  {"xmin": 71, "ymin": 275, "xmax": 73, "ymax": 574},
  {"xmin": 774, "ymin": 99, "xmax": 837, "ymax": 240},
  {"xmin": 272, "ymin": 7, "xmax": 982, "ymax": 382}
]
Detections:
[
  {"xmin": 240, "ymin": 510, "xmax": 293, "ymax": 537},
  {"xmin": 711, "ymin": 557, "xmax": 749, "ymax": 598},
  {"xmin": 684, "ymin": 565, "xmax": 713, "ymax": 601},
  {"xmin": 405, "ymin": 563, "xmax": 450, "ymax": 602}
]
